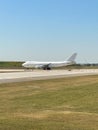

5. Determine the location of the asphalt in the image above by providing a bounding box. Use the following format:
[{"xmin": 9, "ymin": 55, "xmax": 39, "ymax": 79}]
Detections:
[{"xmin": 0, "ymin": 69, "xmax": 98, "ymax": 83}]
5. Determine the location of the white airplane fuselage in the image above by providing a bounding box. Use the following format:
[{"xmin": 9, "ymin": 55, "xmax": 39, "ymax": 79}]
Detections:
[
  {"xmin": 22, "ymin": 61, "xmax": 74, "ymax": 68},
  {"xmin": 22, "ymin": 53, "xmax": 77, "ymax": 70}
]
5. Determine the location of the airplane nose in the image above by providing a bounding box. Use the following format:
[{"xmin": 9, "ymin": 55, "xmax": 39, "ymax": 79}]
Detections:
[{"xmin": 22, "ymin": 63, "xmax": 25, "ymax": 67}]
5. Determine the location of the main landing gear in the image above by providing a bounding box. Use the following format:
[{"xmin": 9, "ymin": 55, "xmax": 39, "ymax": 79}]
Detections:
[{"xmin": 43, "ymin": 67, "xmax": 51, "ymax": 70}]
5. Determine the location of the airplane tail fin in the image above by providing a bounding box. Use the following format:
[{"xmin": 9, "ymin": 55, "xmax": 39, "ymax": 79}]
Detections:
[{"xmin": 67, "ymin": 53, "xmax": 77, "ymax": 62}]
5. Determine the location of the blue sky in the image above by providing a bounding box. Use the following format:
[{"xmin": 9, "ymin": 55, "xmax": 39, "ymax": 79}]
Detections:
[{"xmin": 0, "ymin": 0, "xmax": 97, "ymax": 63}]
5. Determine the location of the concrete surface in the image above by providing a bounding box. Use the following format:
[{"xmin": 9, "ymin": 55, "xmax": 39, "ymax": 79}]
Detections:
[{"xmin": 0, "ymin": 69, "xmax": 98, "ymax": 83}]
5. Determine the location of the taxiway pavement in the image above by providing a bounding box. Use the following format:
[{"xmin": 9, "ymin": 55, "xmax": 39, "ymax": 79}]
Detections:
[{"xmin": 0, "ymin": 69, "xmax": 98, "ymax": 83}]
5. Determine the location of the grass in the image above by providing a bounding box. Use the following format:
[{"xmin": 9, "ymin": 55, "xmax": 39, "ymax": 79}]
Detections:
[
  {"xmin": 0, "ymin": 62, "xmax": 23, "ymax": 69},
  {"xmin": 0, "ymin": 75, "xmax": 98, "ymax": 129}
]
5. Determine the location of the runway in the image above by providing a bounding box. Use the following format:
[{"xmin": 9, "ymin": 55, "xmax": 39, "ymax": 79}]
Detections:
[{"xmin": 0, "ymin": 69, "xmax": 98, "ymax": 83}]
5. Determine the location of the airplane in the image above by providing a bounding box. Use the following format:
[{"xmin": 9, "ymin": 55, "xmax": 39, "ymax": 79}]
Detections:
[{"xmin": 22, "ymin": 53, "xmax": 77, "ymax": 70}]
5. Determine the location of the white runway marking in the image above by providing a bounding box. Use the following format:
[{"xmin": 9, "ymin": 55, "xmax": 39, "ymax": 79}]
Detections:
[{"xmin": 0, "ymin": 69, "xmax": 98, "ymax": 83}]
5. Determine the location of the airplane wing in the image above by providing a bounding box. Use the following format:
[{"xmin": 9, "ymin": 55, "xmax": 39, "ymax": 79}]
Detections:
[{"xmin": 42, "ymin": 63, "xmax": 51, "ymax": 70}]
